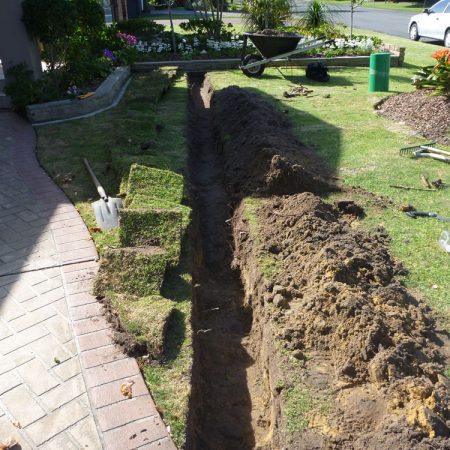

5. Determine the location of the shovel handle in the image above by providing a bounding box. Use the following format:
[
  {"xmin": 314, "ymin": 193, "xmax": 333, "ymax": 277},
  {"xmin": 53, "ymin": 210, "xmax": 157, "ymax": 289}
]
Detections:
[{"xmin": 83, "ymin": 158, "xmax": 107, "ymax": 200}]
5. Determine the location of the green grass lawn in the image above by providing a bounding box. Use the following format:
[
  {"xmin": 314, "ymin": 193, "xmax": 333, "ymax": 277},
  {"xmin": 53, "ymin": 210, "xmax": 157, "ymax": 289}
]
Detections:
[
  {"xmin": 208, "ymin": 31, "xmax": 449, "ymax": 326},
  {"xmin": 322, "ymin": 0, "xmax": 431, "ymax": 13}
]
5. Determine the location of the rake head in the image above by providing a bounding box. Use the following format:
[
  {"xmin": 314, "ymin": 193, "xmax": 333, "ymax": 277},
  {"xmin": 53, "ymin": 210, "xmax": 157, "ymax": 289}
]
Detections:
[{"xmin": 399, "ymin": 143, "xmax": 435, "ymax": 156}]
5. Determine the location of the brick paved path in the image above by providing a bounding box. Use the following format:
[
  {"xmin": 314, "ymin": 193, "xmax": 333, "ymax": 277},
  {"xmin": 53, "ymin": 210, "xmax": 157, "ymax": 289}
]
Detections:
[{"xmin": 0, "ymin": 111, "xmax": 175, "ymax": 450}]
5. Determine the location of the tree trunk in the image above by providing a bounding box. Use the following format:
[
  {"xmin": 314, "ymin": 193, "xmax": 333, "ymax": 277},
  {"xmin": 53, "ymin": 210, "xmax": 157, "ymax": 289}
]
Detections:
[{"xmin": 168, "ymin": 1, "xmax": 177, "ymax": 54}]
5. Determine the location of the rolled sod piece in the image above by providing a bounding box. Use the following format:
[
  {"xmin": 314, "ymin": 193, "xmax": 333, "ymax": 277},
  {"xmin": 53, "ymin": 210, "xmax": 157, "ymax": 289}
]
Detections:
[
  {"xmin": 110, "ymin": 293, "xmax": 175, "ymax": 359},
  {"xmin": 119, "ymin": 208, "xmax": 183, "ymax": 265},
  {"xmin": 129, "ymin": 194, "xmax": 191, "ymax": 232},
  {"xmin": 127, "ymin": 164, "xmax": 184, "ymax": 205},
  {"xmin": 93, "ymin": 246, "xmax": 167, "ymax": 297}
]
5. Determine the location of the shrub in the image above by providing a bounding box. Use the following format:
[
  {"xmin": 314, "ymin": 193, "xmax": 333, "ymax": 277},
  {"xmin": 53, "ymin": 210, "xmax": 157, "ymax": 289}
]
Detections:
[
  {"xmin": 22, "ymin": 0, "xmax": 78, "ymax": 72},
  {"xmin": 75, "ymin": 0, "xmax": 105, "ymax": 32},
  {"xmin": 4, "ymin": 64, "xmax": 60, "ymax": 114},
  {"xmin": 116, "ymin": 18, "xmax": 165, "ymax": 40},
  {"xmin": 300, "ymin": 0, "xmax": 332, "ymax": 31},
  {"xmin": 242, "ymin": 0, "xmax": 291, "ymax": 31},
  {"xmin": 413, "ymin": 49, "xmax": 450, "ymax": 96},
  {"xmin": 179, "ymin": 18, "xmax": 231, "ymax": 39}
]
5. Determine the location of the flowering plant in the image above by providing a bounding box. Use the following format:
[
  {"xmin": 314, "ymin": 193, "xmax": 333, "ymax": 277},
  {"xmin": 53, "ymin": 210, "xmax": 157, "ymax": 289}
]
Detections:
[
  {"xmin": 103, "ymin": 49, "xmax": 116, "ymax": 61},
  {"xmin": 117, "ymin": 32, "xmax": 138, "ymax": 47},
  {"xmin": 412, "ymin": 49, "xmax": 450, "ymax": 96}
]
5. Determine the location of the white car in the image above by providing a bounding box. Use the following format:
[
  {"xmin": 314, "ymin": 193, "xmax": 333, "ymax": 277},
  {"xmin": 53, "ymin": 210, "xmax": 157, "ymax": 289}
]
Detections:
[{"xmin": 409, "ymin": 0, "xmax": 450, "ymax": 47}]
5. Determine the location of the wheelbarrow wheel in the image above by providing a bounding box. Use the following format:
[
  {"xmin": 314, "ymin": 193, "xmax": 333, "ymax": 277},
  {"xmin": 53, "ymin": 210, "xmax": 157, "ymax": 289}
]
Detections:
[{"xmin": 241, "ymin": 54, "xmax": 265, "ymax": 77}]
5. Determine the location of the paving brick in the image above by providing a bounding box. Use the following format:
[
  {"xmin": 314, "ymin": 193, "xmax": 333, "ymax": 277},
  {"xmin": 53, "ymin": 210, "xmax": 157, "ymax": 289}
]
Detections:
[
  {"xmin": 80, "ymin": 344, "xmax": 126, "ymax": 369},
  {"xmin": 52, "ymin": 298, "xmax": 70, "ymax": 319},
  {"xmin": 97, "ymin": 396, "xmax": 159, "ymax": 432},
  {"xmin": 0, "ymin": 370, "xmax": 22, "ymax": 395},
  {"xmin": 49, "ymin": 218, "xmax": 83, "ymax": 230},
  {"xmin": 0, "ymin": 319, "xmax": 13, "ymax": 340},
  {"xmin": 53, "ymin": 231, "xmax": 91, "ymax": 245},
  {"xmin": 78, "ymin": 329, "xmax": 113, "ymax": 352},
  {"xmin": 51, "ymin": 225, "xmax": 87, "ymax": 237},
  {"xmin": 32, "ymin": 277, "xmax": 63, "ymax": 295},
  {"xmin": 65, "ymin": 339, "xmax": 78, "ymax": 356},
  {"xmin": 67, "ymin": 292, "xmax": 97, "ymax": 308},
  {"xmin": 40, "ymin": 374, "xmax": 85, "ymax": 411},
  {"xmin": 0, "ymin": 416, "xmax": 33, "ymax": 450},
  {"xmin": 52, "ymin": 357, "xmax": 81, "ymax": 382},
  {"xmin": 2, "ymin": 278, "xmax": 35, "ymax": 301},
  {"xmin": 61, "ymin": 259, "xmax": 97, "ymax": 273},
  {"xmin": 16, "ymin": 210, "xmax": 39, "ymax": 222},
  {"xmin": 17, "ymin": 358, "xmax": 59, "ymax": 395},
  {"xmin": 9, "ymin": 306, "xmax": 57, "ymax": 332},
  {"xmin": 39, "ymin": 432, "xmax": 79, "ymax": 450},
  {"xmin": 138, "ymin": 437, "xmax": 177, "ymax": 450},
  {"xmin": 0, "ymin": 297, "xmax": 27, "ymax": 321},
  {"xmin": 68, "ymin": 415, "xmax": 103, "ymax": 450},
  {"xmin": 56, "ymin": 239, "xmax": 94, "ymax": 253},
  {"xmin": 85, "ymin": 358, "xmax": 140, "ymax": 388},
  {"xmin": 26, "ymin": 394, "xmax": 91, "ymax": 446},
  {"xmin": 43, "ymin": 315, "xmax": 73, "ymax": 344},
  {"xmin": 102, "ymin": 415, "xmax": 171, "ymax": 449},
  {"xmin": 29, "ymin": 334, "xmax": 74, "ymax": 368},
  {"xmin": 1, "ymin": 384, "xmax": 46, "ymax": 427},
  {"xmin": 90, "ymin": 373, "xmax": 150, "ymax": 409},
  {"xmin": 59, "ymin": 247, "xmax": 97, "ymax": 263},
  {"xmin": 22, "ymin": 287, "xmax": 65, "ymax": 311},
  {"xmin": 73, "ymin": 315, "xmax": 109, "ymax": 336},
  {"xmin": 63, "ymin": 267, "xmax": 97, "ymax": 284},
  {"xmin": 0, "ymin": 325, "xmax": 48, "ymax": 355},
  {"xmin": 65, "ymin": 278, "xmax": 93, "ymax": 295},
  {"xmin": 70, "ymin": 302, "xmax": 103, "ymax": 321},
  {"xmin": 0, "ymin": 348, "xmax": 35, "ymax": 376}
]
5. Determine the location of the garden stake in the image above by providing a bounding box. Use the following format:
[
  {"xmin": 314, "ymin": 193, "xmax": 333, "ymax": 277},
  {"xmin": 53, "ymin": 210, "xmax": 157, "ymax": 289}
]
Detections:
[{"xmin": 83, "ymin": 158, "xmax": 122, "ymax": 230}]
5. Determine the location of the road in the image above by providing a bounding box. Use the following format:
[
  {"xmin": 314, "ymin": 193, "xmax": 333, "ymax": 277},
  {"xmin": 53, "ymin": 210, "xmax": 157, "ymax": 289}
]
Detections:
[{"xmin": 294, "ymin": 5, "xmax": 414, "ymax": 38}]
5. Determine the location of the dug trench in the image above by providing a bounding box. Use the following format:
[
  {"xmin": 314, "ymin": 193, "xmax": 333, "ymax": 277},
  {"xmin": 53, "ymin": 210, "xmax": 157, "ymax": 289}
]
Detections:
[{"xmin": 186, "ymin": 73, "xmax": 450, "ymax": 449}]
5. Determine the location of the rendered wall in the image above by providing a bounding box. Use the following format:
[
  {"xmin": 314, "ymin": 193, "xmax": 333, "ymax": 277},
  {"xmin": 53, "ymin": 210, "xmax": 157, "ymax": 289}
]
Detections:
[{"xmin": 0, "ymin": 0, "xmax": 42, "ymax": 80}]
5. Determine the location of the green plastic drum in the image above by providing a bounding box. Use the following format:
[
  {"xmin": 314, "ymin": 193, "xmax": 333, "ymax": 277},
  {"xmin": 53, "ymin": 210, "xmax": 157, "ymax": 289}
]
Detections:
[{"xmin": 368, "ymin": 52, "xmax": 391, "ymax": 92}]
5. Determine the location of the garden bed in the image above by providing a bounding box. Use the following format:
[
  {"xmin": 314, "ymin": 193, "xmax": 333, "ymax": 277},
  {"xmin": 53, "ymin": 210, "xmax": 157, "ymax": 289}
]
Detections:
[
  {"xmin": 26, "ymin": 66, "xmax": 131, "ymax": 124},
  {"xmin": 377, "ymin": 90, "xmax": 450, "ymax": 146}
]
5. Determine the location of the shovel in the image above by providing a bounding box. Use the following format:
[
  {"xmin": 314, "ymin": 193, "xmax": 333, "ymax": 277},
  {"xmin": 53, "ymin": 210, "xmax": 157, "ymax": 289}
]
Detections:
[{"xmin": 83, "ymin": 158, "xmax": 122, "ymax": 230}]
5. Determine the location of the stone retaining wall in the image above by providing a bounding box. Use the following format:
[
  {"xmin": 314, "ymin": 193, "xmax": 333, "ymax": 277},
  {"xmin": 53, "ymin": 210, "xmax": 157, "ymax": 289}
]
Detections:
[{"xmin": 26, "ymin": 66, "xmax": 130, "ymax": 124}]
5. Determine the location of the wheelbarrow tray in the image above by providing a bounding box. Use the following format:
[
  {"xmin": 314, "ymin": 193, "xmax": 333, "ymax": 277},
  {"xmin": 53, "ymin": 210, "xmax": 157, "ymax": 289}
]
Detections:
[{"xmin": 245, "ymin": 32, "xmax": 301, "ymax": 58}]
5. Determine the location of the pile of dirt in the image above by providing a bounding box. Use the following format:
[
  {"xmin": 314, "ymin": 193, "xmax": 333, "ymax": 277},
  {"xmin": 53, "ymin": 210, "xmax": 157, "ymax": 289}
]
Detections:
[
  {"xmin": 377, "ymin": 90, "xmax": 450, "ymax": 145},
  {"xmin": 234, "ymin": 192, "xmax": 449, "ymax": 447},
  {"xmin": 213, "ymin": 86, "xmax": 338, "ymax": 199}
]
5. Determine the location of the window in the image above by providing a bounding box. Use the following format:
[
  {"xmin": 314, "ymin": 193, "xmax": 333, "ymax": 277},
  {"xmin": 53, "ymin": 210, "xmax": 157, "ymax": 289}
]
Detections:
[{"xmin": 430, "ymin": 0, "xmax": 449, "ymax": 13}]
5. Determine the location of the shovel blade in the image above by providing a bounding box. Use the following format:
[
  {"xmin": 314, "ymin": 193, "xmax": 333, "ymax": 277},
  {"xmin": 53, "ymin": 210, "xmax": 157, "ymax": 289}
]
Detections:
[{"xmin": 92, "ymin": 197, "xmax": 122, "ymax": 230}]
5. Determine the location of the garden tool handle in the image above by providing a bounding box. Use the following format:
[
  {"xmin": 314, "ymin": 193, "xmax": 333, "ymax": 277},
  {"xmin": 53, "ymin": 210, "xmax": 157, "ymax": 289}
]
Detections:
[
  {"xmin": 83, "ymin": 158, "xmax": 108, "ymax": 200},
  {"xmin": 421, "ymin": 146, "xmax": 450, "ymax": 157},
  {"xmin": 418, "ymin": 153, "xmax": 450, "ymax": 163}
]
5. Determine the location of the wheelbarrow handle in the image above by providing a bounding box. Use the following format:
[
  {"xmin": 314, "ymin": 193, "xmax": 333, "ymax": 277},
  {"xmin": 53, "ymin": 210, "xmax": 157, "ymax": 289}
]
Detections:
[{"xmin": 83, "ymin": 158, "xmax": 108, "ymax": 200}]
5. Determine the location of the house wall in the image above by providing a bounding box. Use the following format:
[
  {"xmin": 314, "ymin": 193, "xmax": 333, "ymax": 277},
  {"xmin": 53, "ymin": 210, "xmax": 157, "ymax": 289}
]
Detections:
[{"xmin": 0, "ymin": 0, "xmax": 42, "ymax": 81}]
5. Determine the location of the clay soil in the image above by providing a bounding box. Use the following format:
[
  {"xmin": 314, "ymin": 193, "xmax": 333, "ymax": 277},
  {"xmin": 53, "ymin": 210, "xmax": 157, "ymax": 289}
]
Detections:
[
  {"xmin": 377, "ymin": 90, "xmax": 450, "ymax": 145},
  {"xmin": 186, "ymin": 80, "xmax": 449, "ymax": 449}
]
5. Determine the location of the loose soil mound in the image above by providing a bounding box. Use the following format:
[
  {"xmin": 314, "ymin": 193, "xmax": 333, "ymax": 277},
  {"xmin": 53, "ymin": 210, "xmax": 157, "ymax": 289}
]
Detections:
[
  {"xmin": 377, "ymin": 90, "xmax": 450, "ymax": 145},
  {"xmin": 236, "ymin": 193, "xmax": 450, "ymax": 448},
  {"xmin": 213, "ymin": 86, "xmax": 338, "ymax": 198}
]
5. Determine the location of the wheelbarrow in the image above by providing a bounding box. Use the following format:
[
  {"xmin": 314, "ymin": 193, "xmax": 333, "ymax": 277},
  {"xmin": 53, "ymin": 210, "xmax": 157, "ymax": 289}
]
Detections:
[{"xmin": 240, "ymin": 32, "xmax": 329, "ymax": 77}]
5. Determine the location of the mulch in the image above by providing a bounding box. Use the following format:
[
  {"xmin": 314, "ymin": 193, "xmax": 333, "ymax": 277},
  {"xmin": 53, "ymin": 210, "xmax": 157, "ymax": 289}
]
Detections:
[{"xmin": 377, "ymin": 90, "xmax": 450, "ymax": 145}]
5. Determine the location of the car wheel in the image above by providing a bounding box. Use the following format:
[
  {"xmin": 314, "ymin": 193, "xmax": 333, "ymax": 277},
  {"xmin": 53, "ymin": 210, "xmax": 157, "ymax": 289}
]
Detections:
[
  {"xmin": 241, "ymin": 54, "xmax": 265, "ymax": 77},
  {"xmin": 445, "ymin": 29, "xmax": 450, "ymax": 48},
  {"xmin": 409, "ymin": 23, "xmax": 420, "ymax": 41}
]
